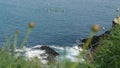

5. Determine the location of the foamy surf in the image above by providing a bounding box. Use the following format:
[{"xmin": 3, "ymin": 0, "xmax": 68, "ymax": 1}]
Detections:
[{"xmin": 15, "ymin": 44, "xmax": 84, "ymax": 64}]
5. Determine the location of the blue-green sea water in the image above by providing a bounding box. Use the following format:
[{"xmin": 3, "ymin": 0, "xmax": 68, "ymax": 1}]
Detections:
[{"xmin": 0, "ymin": 0, "xmax": 120, "ymax": 46}]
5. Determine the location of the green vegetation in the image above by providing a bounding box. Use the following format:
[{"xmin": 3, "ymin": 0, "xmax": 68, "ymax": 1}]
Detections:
[
  {"xmin": 0, "ymin": 49, "xmax": 41, "ymax": 68},
  {"xmin": 0, "ymin": 22, "xmax": 41, "ymax": 68},
  {"xmin": 94, "ymin": 25, "xmax": 120, "ymax": 68}
]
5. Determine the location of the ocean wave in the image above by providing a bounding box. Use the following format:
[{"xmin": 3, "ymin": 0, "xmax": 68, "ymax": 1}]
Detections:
[{"xmin": 15, "ymin": 44, "xmax": 84, "ymax": 64}]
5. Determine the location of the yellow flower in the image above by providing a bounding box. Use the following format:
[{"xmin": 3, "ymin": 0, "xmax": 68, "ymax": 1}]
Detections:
[
  {"xmin": 91, "ymin": 24, "xmax": 100, "ymax": 32},
  {"xmin": 29, "ymin": 22, "xmax": 35, "ymax": 28}
]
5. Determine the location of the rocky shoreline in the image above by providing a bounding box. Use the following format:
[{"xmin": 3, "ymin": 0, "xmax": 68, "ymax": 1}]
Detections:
[
  {"xmin": 40, "ymin": 16, "xmax": 120, "ymax": 62},
  {"xmin": 14, "ymin": 16, "xmax": 120, "ymax": 64},
  {"xmin": 34, "ymin": 30, "xmax": 110, "ymax": 63}
]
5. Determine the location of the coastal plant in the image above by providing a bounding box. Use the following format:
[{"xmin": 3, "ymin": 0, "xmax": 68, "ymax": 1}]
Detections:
[
  {"xmin": 69, "ymin": 24, "xmax": 100, "ymax": 68},
  {"xmin": 20, "ymin": 22, "xmax": 35, "ymax": 48},
  {"xmin": 93, "ymin": 8, "xmax": 120, "ymax": 68},
  {"xmin": 0, "ymin": 49, "xmax": 41, "ymax": 68},
  {"xmin": 0, "ymin": 22, "xmax": 41, "ymax": 68},
  {"xmin": 13, "ymin": 30, "xmax": 19, "ymax": 51},
  {"xmin": 94, "ymin": 24, "xmax": 120, "ymax": 68}
]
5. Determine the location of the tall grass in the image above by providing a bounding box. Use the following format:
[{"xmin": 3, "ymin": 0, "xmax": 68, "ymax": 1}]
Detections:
[{"xmin": 0, "ymin": 22, "xmax": 41, "ymax": 68}]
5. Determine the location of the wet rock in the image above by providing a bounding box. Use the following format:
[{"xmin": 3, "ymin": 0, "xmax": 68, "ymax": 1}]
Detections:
[
  {"xmin": 78, "ymin": 43, "xmax": 84, "ymax": 48},
  {"xmin": 40, "ymin": 46, "xmax": 59, "ymax": 57},
  {"xmin": 81, "ymin": 30, "xmax": 110, "ymax": 50},
  {"xmin": 40, "ymin": 46, "xmax": 59, "ymax": 62}
]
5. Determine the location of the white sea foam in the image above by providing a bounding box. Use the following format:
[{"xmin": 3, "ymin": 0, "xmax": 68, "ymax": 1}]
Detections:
[{"xmin": 15, "ymin": 45, "xmax": 84, "ymax": 64}]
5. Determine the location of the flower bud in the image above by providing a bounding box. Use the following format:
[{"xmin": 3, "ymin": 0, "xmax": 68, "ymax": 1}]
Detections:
[
  {"xmin": 29, "ymin": 22, "xmax": 35, "ymax": 28},
  {"xmin": 15, "ymin": 30, "xmax": 19, "ymax": 35},
  {"xmin": 91, "ymin": 24, "xmax": 100, "ymax": 32}
]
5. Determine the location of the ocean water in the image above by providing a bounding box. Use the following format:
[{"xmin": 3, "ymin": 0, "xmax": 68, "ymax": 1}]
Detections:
[
  {"xmin": 0, "ymin": 0, "xmax": 120, "ymax": 63},
  {"xmin": 0, "ymin": 0, "xmax": 120, "ymax": 46}
]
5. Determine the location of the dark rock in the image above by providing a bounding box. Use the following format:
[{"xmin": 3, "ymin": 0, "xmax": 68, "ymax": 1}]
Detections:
[
  {"xmin": 40, "ymin": 46, "xmax": 59, "ymax": 62},
  {"xmin": 81, "ymin": 31, "xmax": 110, "ymax": 50},
  {"xmin": 78, "ymin": 43, "xmax": 84, "ymax": 48},
  {"xmin": 112, "ymin": 20, "xmax": 117, "ymax": 26},
  {"xmin": 104, "ymin": 30, "xmax": 110, "ymax": 35},
  {"xmin": 40, "ymin": 46, "xmax": 59, "ymax": 57},
  {"xmin": 81, "ymin": 36, "xmax": 99, "ymax": 48}
]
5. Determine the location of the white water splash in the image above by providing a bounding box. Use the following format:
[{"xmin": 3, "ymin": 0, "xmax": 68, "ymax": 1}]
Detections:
[{"xmin": 15, "ymin": 45, "xmax": 84, "ymax": 64}]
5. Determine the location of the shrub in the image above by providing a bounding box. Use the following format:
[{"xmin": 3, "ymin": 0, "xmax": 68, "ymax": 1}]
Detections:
[{"xmin": 94, "ymin": 25, "xmax": 120, "ymax": 68}]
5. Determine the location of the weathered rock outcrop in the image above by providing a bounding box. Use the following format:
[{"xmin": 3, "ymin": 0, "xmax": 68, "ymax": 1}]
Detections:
[{"xmin": 81, "ymin": 30, "xmax": 110, "ymax": 50}]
